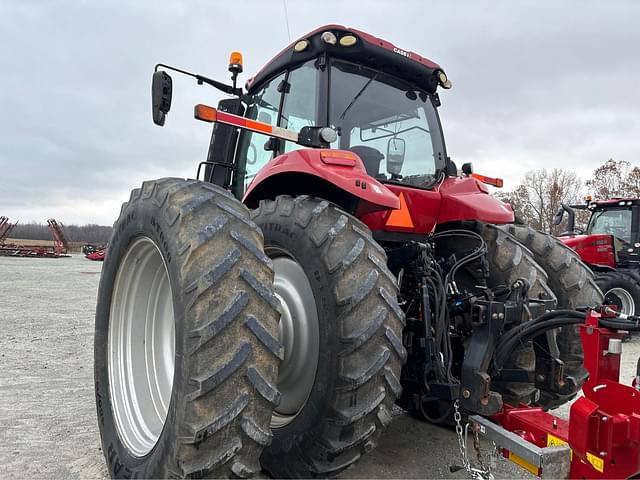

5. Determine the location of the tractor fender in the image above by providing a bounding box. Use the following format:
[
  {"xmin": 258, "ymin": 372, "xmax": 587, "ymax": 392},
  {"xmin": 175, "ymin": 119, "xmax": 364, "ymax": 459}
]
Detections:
[
  {"xmin": 437, "ymin": 177, "xmax": 515, "ymax": 224},
  {"xmin": 243, "ymin": 149, "xmax": 400, "ymax": 214}
]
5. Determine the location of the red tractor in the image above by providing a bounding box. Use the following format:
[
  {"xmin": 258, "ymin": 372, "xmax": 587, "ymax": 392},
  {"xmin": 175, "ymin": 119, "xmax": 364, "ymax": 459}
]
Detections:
[
  {"xmin": 94, "ymin": 26, "xmax": 603, "ymax": 478},
  {"xmin": 555, "ymin": 197, "xmax": 640, "ymax": 316}
]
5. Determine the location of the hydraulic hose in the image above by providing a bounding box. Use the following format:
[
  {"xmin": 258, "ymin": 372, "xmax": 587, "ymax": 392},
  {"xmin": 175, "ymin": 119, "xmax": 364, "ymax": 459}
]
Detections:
[
  {"xmin": 494, "ymin": 316, "xmax": 584, "ymax": 370},
  {"xmin": 497, "ymin": 309, "xmax": 585, "ymax": 349},
  {"xmin": 494, "ymin": 310, "xmax": 640, "ymax": 371},
  {"xmin": 600, "ymin": 318, "xmax": 640, "ymax": 331}
]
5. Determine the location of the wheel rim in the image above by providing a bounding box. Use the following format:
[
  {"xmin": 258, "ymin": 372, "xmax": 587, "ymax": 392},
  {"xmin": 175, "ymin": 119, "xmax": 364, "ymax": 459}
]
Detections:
[
  {"xmin": 604, "ymin": 287, "xmax": 636, "ymax": 316},
  {"xmin": 108, "ymin": 236, "xmax": 176, "ymax": 457},
  {"xmin": 270, "ymin": 254, "xmax": 320, "ymax": 428}
]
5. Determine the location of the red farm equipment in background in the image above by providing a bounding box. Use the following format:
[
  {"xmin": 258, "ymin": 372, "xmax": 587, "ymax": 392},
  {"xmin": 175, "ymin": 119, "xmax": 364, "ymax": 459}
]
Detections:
[
  {"xmin": 0, "ymin": 217, "xmax": 70, "ymax": 258},
  {"xmin": 556, "ymin": 198, "xmax": 640, "ymax": 317},
  {"xmin": 0, "ymin": 216, "xmax": 17, "ymax": 244},
  {"xmin": 471, "ymin": 307, "xmax": 640, "ymax": 478},
  {"xmin": 85, "ymin": 247, "xmax": 105, "ymax": 261}
]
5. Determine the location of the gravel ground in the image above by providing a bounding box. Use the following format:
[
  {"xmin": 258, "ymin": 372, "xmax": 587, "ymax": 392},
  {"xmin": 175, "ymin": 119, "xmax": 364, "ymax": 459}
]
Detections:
[{"xmin": 1, "ymin": 254, "xmax": 638, "ymax": 479}]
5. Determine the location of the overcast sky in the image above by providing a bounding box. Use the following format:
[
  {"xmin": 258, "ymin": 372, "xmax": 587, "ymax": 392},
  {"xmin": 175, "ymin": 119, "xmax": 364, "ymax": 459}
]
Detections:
[{"xmin": 1, "ymin": 0, "xmax": 639, "ymax": 225}]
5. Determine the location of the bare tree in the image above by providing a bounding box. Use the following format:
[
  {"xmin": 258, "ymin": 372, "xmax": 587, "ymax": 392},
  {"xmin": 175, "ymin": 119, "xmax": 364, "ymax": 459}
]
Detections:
[
  {"xmin": 623, "ymin": 166, "xmax": 640, "ymax": 197},
  {"xmin": 9, "ymin": 222, "xmax": 112, "ymax": 244},
  {"xmin": 495, "ymin": 168, "xmax": 584, "ymax": 234},
  {"xmin": 586, "ymin": 158, "xmax": 637, "ymax": 198}
]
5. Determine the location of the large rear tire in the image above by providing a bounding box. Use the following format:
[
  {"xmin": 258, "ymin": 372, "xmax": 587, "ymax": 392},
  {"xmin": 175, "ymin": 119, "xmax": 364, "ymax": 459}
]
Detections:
[
  {"xmin": 252, "ymin": 195, "xmax": 405, "ymax": 478},
  {"xmin": 94, "ymin": 178, "xmax": 280, "ymax": 478},
  {"xmin": 473, "ymin": 223, "xmax": 557, "ymax": 406},
  {"xmin": 499, "ymin": 224, "xmax": 602, "ymax": 408}
]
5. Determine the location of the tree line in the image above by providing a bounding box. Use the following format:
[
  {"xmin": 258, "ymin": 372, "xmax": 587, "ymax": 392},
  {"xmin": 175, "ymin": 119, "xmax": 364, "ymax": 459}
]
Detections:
[
  {"xmin": 494, "ymin": 158, "xmax": 640, "ymax": 234},
  {"xmin": 9, "ymin": 222, "xmax": 112, "ymax": 244},
  {"xmin": 6, "ymin": 158, "xmax": 638, "ymax": 243}
]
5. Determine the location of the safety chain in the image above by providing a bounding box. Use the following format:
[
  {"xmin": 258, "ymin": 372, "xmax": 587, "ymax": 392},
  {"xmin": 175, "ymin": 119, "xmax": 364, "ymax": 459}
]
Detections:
[
  {"xmin": 453, "ymin": 400, "xmax": 471, "ymax": 472},
  {"xmin": 451, "ymin": 400, "xmax": 495, "ymax": 480}
]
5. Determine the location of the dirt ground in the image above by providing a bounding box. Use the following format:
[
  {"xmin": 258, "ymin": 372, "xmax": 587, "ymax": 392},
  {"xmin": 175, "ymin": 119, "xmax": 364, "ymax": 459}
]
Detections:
[{"xmin": 1, "ymin": 254, "xmax": 638, "ymax": 479}]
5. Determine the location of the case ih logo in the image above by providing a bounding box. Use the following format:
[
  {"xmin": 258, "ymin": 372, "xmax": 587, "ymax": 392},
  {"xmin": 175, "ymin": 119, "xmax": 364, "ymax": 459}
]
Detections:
[{"xmin": 393, "ymin": 47, "xmax": 411, "ymax": 58}]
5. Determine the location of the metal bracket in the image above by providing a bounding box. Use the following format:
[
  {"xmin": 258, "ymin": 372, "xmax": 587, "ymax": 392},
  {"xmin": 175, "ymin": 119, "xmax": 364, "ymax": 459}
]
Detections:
[
  {"xmin": 469, "ymin": 415, "xmax": 571, "ymax": 478},
  {"xmin": 459, "ymin": 300, "xmax": 505, "ymax": 415}
]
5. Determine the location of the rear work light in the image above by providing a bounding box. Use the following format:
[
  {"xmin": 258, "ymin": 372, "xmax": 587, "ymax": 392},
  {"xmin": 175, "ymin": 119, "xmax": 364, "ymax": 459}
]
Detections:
[
  {"xmin": 321, "ymin": 31, "xmax": 337, "ymax": 45},
  {"xmin": 339, "ymin": 34, "xmax": 357, "ymax": 47},
  {"xmin": 294, "ymin": 40, "xmax": 309, "ymax": 52}
]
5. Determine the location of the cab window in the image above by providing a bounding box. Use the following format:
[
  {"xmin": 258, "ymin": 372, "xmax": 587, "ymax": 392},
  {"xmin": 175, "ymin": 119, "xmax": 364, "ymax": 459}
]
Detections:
[
  {"xmin": 588, "ymin": 208, "xmax": 633, "ymax": 243},
  {"xmin": 236, "ymin": 72, "xmax": 284, "ymax": 191},
  {"xmin": 281, "ymin": 60, "xmax": 319, "ymax": 153},
  {"xmin": 329, "ymin": 59, "xmax": 441, "ymax": 189}
]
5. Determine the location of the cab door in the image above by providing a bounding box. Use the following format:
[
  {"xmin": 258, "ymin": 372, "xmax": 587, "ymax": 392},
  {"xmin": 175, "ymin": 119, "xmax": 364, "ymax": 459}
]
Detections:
[{"xmin": 232, "ymin": 59, "xmax": 322, "ymax": 198}]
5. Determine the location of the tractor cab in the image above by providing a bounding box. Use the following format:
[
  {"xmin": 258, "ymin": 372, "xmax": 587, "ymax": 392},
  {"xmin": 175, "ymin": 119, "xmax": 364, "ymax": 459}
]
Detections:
[
  {"xmin": 586, "ymin": 199, "xmax": 640, "ymax": 267},
  {"xmin": 556, "ymin": 198, "xmax": 640, "ymax": 269},
  {"xmin": 586, "ymin": 200, "xmax": 637, "ymax": 241},
  {"xmin": 233, "ymin": 25, "xmax": 450, "ymax": 198},
  {"xmin": 151, "ymin": 25, "xmax": 512, "ymax": 235}
]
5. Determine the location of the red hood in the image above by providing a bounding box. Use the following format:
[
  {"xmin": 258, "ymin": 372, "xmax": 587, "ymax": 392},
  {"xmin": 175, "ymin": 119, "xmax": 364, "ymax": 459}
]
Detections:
[
  {"xmin": 436, "ymin": 177, "xmax": 515, "ymax": 225},
  {"xmin": 558, "ymin": 234, "xmax": 615, "ymax": 268}
]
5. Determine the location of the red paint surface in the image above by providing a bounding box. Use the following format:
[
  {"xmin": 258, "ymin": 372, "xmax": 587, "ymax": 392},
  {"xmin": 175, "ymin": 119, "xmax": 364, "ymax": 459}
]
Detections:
[
  {"xmin": 360, "ymin": 176, "xmax": 514, "ymax": 235},
  {"xmin": 243, "ymin": 149, "xmax": 399, "ymax": 212},
  {"xmin": 86, "ymin": 249, "xmax": 105, "ymax": 261},
  {"xmin": 559, "ymin": 234, "xmax": 616, "ymax": 268},
  {"xmin": 492, "ymin": 310, "xmax": 640, "ymax": 478},
  {"xmin": 347, "ymin": 25, "xmax": 441, "ymax": 70},
  {"xmin": 246, "ymin": 24, "xmax": 441, "ymax": 90}
]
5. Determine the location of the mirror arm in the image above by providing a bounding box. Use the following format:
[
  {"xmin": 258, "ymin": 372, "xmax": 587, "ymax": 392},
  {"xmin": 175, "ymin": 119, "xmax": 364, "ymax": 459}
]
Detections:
[{"xmin": 155, "ymin": 63, "xmax": 244, "ymax": 98}]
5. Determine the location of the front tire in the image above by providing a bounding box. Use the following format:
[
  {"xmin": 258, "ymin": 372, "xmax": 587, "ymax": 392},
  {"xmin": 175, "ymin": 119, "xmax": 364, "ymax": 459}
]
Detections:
[
  {"xmin": 94, "ymin": 178, "xmax": 280, "ymax": 478},
  {"xmin": 252, "ymin": 196, "xmax": 405, "ymax": 478}
]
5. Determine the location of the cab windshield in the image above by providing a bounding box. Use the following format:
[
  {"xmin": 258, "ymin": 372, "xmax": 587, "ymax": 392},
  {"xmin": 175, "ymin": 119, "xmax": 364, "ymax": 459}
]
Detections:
[
  {"xmin": 587, "ymin": 207, "xmax": 632, "ymax": 244},
  {"xmin": 329, "ymin": 59, "xmax": 445, "ymax": 189}
]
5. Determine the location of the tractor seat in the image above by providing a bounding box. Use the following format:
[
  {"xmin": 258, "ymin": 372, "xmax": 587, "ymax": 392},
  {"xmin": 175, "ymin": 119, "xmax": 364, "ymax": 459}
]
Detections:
[{"xmin": 348, "ymin": 146, "xmax": 384, "ymax": 177}]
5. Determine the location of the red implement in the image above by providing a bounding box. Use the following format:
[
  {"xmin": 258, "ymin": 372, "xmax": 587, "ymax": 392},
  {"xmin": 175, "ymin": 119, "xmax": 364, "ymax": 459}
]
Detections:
[
  {"xmin": 478, "ymin": 309, "xmax": 640, "ymax": 478},
  {"xmin": 86, "ymin": 249, "xmax": 106, "ymax": 261}
]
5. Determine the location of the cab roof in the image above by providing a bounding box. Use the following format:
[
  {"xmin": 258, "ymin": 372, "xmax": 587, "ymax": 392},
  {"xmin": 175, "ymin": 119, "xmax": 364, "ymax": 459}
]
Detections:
[
  {"xmin": 591, "ymin": 198, "xmax": 640, "ymax": 208},
  {"xmin": 246, "ymin": 24, "xmax": 446, "ymax": 94}
]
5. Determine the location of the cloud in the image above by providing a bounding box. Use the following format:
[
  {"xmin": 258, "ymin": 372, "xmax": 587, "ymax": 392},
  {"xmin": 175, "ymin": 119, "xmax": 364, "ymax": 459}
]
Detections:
[{"xmin": 0, "ymin": 0, "xmax": 638, "ymax": 224}]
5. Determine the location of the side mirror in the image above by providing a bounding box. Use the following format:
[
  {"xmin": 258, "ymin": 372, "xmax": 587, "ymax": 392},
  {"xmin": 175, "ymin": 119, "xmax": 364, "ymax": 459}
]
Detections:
[
  {"xmin": 152, "ymin": 71, "xmax": 173, "ymax": 126},
  {"xmin": 554, "ymin": 203, "xmax": 576, "ymax": 233},
  {"xmin": 552, "ymin": 207, "xmax": 564, "ymax": 226},
  {"xmin": 387, "ymin": 138, "xmax": 405, "ymax": 176}
]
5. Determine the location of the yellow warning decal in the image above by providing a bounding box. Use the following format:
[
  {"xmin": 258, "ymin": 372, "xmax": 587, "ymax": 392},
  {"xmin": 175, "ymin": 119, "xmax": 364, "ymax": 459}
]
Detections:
[
  {"xmin": 508, "ymin": 451, "xmax": 541, "ymax": 476},
  {"xmin": 586, "ymin": 452, "xmax": 605, "ymax": 473},
  {"xmin": 547, "ymin": 433, "xmax": 567, "ymax": 447},
  {"xmin": 547, "ymin": 433, "xmax": 573, "ymax": 460}
]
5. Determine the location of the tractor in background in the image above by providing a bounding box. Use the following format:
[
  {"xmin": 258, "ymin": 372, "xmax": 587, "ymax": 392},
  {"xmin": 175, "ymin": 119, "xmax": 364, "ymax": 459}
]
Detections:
[
  {"xmin": 94, "ymin": 25, "xmax": 610, "ymax": 479},
  {"xmin": 555, "ymin": 197, "xmax": 640, "ymax": 316}
]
